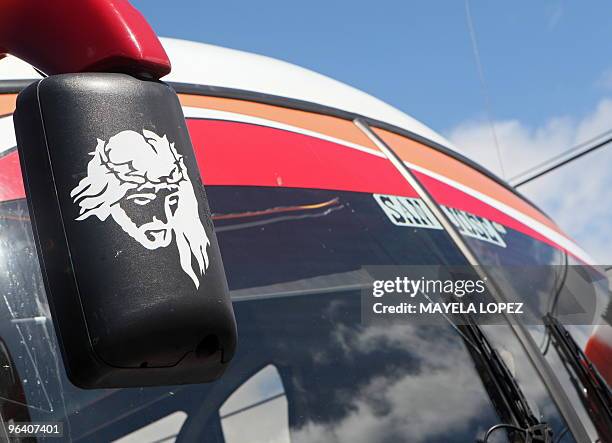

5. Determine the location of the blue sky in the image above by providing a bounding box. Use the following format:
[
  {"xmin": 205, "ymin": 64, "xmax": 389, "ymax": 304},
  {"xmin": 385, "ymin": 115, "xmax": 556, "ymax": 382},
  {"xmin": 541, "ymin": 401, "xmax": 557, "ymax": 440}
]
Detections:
[
  {"xmin": 132, "ymin": 0, "xmax": 612, "ymax": 263},
  {"xmin": 132, "ymin": 1, "xmax": 611, "ymax": 133}
]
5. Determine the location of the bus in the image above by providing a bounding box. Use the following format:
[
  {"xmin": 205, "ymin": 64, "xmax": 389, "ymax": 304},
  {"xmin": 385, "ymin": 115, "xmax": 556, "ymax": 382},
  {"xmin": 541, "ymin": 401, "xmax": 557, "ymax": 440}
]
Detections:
[{"xmin": 0, "ymin": 36, "xmax": 610, "ymax": 442}]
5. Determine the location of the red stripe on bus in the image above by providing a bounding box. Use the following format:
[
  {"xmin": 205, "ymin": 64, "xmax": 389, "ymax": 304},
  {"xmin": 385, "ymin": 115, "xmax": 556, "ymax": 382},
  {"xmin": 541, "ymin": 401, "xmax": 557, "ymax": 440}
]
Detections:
[
  {"xmin": 414, "ymin": 171, "xmax": 561, "ymax": 252},
  {"xmin": 0, "ymin": 150, "xmax": 25, "ymax": 202},
  {"xmin": 0, "ymin": 119, "xmax": 418, "ymax": 204},
  {"xmin": 187, "ymin": 119, "xmax": 418, "ymax": 197},
  {"xmin": 0, "ymin": 119, "xmax": 576, "ymax": 260}
]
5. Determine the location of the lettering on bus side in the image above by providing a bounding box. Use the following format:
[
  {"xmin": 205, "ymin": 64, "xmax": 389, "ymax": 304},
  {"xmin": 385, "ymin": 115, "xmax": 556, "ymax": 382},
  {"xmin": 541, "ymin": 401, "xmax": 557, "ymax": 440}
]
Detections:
[
  {"xmin": 373, "ymin": 194, "xmax": 507, "ymax": 248},
  {"xmin": 372, "ymin": 194, "xmax": 443, "ymax": 230},
  {"xmin": 441, "ymin": 206, "xmax": 507, "ymax": 248}
]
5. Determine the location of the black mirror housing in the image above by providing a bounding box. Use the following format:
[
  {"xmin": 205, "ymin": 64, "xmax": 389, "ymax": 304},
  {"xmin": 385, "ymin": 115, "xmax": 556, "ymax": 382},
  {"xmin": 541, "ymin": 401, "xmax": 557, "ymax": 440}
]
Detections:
[{"xmin": 13, "ymin": 73, "xmax": 237, "ymax": 388}]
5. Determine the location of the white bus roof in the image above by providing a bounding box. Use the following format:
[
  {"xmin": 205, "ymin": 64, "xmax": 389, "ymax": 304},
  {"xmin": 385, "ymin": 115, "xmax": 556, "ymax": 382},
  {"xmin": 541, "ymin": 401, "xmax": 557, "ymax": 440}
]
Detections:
[{"xmin": 0, "ymin": 37, "xmax": 455, "ymax": 150}]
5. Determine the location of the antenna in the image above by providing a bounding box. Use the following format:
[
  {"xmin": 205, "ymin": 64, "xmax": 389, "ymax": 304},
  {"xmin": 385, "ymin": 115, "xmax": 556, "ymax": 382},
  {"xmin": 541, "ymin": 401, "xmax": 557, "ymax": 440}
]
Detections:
[{"xmin": 464, "ymin": 0, "xmax": 506, "ymax": 179}]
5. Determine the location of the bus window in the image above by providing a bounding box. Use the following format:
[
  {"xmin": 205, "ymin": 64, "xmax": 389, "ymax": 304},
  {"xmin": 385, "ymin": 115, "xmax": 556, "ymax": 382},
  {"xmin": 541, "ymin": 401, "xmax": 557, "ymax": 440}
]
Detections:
[{"xmin": 371, "ymin": 125, "xmax": 610, "ymax": 442}]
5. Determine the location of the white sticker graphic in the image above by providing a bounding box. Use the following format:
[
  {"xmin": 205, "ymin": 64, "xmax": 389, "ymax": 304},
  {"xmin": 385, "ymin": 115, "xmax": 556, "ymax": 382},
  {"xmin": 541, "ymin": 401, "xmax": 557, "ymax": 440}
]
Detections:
[
  {"xmin": 71, "ymin": 130, "xmax": 210, "ymax": 288},
  {"xmin": 373, "ymin": 194, "xmax": 507, "ymax": 248},
  {"xmin": 373, "ymin": 194, "xmax": 443, "ymax": 230}
]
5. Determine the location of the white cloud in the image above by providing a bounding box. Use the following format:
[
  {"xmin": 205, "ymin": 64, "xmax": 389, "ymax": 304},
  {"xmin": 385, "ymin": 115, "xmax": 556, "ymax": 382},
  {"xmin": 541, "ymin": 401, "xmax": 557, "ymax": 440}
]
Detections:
[
  {"xmin": 446, "ymin": 98, "xmax": 612, "ymax": 264},
  {"xmin": 292, "ymin": 323, "xmax": 493, "ymax": 443}
]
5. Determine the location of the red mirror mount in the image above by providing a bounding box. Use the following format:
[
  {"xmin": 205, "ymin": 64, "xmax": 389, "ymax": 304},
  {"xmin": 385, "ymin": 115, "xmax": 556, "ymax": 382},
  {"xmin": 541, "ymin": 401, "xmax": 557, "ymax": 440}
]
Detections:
[{"xmin": 0, "ymin": 0, "xmax": 171, "ymax": 79}]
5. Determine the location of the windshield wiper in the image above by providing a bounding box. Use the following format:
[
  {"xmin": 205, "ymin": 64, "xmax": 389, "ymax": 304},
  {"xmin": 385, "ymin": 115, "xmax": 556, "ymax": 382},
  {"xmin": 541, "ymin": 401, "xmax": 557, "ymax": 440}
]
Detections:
[
  {"xmin": 544, "ymin": 313, "xmax": 612, "ymax": 441},
  {"xmin": 460, "ymin": 318, "xmax": 553, "ymax": 442}
]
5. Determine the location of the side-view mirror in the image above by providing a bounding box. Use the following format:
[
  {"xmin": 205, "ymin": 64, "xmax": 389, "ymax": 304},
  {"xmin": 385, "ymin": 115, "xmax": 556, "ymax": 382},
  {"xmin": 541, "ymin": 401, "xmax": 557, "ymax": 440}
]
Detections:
[{"xmin": 13, "ymin": 73, "xmax": 237, "ymax": 388}]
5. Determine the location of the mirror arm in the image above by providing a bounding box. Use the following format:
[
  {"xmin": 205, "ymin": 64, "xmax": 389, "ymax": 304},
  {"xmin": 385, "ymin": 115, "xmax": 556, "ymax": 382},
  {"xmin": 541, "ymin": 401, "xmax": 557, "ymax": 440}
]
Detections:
[{"xmin": 0, "ymin": 0, "xmax": 171, "ymax": 79}]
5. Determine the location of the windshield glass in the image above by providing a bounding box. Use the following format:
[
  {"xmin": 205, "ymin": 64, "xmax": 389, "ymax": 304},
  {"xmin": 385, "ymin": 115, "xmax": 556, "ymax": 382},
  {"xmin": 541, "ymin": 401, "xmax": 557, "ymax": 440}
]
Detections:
[
  {"xmin": 0, "ymin": 185, "xmax": 575, "ymax": 442},
  {"xmin": 371, "ymin": 125, "xmax": 611, "ymax": 442}
]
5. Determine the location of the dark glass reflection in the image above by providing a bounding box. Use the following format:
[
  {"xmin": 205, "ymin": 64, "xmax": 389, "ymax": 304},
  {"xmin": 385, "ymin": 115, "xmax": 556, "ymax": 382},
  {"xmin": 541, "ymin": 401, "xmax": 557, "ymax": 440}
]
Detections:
[{"xmin": 0, "ymin": 188, "xmax": 580, "ymax": 442}]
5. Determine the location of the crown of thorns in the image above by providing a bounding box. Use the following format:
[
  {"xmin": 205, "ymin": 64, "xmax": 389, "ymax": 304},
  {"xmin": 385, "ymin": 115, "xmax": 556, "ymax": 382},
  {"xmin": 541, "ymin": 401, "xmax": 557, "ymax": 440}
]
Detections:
[{"xmin": 95, "ymin": 135, "xmax": 186, "ymax": 190}]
